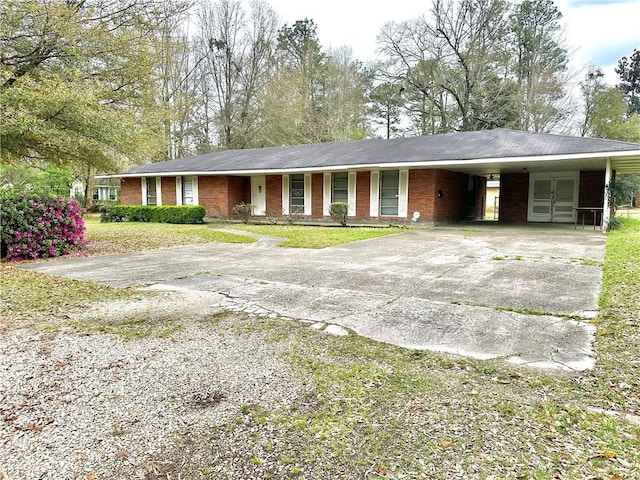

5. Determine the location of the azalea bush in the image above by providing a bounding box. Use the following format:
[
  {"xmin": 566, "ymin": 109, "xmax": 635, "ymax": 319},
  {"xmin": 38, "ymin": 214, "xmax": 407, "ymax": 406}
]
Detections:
[{"xmin": 0, "ymin": 190, "xmax": 86, "ymax": 261}]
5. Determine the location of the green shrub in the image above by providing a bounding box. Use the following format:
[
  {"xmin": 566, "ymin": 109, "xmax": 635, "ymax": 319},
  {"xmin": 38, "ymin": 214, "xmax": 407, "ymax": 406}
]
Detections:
[
  {"xmin": 233, "ymin": 202, "xmax": 254, "ymax": 224},
  {"xmin": 0, "ymin": 190, "xmax": 86, "ymax": 261},
  {"xmin": 101, "ymin": 205, "xmax": 205, "ymax": 224},
  {"xmin": 329, "ymin": 202, "xmax": 349, "ymax": 227}
]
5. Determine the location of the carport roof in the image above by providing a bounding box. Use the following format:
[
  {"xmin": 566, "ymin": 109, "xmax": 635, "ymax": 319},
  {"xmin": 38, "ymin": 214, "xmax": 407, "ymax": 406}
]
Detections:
[{"xmin": 108, "ymin": 129, "xmax": 640, "ymax": 177}]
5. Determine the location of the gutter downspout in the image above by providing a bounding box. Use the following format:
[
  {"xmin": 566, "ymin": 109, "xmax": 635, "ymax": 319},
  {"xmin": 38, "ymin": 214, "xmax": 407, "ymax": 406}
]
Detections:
[{"xmin": 602, "ymin": 158, "xmax": 612, "ymax": 232}]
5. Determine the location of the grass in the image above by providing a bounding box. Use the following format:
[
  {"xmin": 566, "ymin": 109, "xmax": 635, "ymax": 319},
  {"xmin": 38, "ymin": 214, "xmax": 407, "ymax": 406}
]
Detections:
[
  {"xmin": 226, "ymin": 224, "xmax": 406, "ymax": 248},
  {"xmin": 84, "ymin": 216, "xmax": 255, "ymax": 255},
  {"xmin": 0, "ymin": 265, "xmax": 135, "ymax": 331},
  {"xmin": 2, "ymin": 218, "xmax": 639, "ymax": 478}
]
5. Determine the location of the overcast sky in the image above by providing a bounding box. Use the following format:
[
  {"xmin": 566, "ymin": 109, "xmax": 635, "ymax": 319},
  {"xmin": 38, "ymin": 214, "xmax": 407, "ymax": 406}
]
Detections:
[{"xmin": 266, "ymin": 0, "xmax": 640, "ymax": 85}]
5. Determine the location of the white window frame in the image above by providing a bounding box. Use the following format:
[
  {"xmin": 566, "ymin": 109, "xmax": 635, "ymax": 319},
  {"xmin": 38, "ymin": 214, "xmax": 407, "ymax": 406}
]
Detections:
[
  {"xmin": 398, "ymin": 169, "xmax": 409, "ymax": 218},
  {"xmin": 142, "ymin": 177, "xmax": 161, "ymax": 206},
  {"xmin": 177, "ymin": 176, "xmax": 198, "ymax": 206},
  {"xmin": 303, "ymin": 174, "xmax": 312, "ymax": 216},
  {"xmin": 324, "ymin": 172, "xmax": 354, "ymax": 217},
  {"xmin": 323, "ymin": 173, "xmax": 332, "ymax": 216}
]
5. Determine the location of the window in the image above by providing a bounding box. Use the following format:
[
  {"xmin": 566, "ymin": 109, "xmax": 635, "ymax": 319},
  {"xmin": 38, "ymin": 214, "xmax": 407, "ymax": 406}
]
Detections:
[
  {"xmin": 290, "ymin": 174, "xmax": 305, "ymax": 214},
  {"xmin": 380, "ymin": 170, "xmax": 399, "ymax": 216},
  {"xmin": 182, "ymin": 176, "xmax": 195, "ymax": 205},
  {"xmin": 332, "ymin": 173, "xmax": 349, "ymax": 204},
  {"xmin": 146, "ymin": 177, "xmax": 157, "ymax": 206}
]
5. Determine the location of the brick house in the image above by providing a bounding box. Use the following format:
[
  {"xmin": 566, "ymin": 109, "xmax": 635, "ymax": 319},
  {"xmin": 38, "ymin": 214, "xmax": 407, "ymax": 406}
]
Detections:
[{"xmin": 105, "ymin": 129, "xmax": 640, "ymax": 230}]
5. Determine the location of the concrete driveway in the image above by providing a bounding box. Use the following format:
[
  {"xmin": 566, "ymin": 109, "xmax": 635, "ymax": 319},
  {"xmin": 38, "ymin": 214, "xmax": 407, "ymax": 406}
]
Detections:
[{"xmin": 23, "ymin": 223, "xmax": 604, "ymax": 371}]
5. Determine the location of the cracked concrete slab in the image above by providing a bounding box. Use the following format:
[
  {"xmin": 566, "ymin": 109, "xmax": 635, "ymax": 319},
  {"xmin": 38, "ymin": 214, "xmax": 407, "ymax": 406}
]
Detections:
[{"xmin": 22, "ymin": 223, "xmax": 604, "ymax": 371}]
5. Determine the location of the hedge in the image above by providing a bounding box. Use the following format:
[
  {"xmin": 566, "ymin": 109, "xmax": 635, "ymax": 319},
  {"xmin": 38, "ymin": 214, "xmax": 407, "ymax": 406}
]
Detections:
[{"xmin": 102, "ymin": 205, "xmax": 206, "ymax": 224}]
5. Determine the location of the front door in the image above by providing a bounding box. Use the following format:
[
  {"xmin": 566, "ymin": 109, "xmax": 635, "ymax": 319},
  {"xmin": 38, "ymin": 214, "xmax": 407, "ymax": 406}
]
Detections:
[
  {"xmin": 528, "ymin": 173, "xmax": 578, "ymax": 223},
  {"xmin": 251, "ymin": 175, "xmax": 266, "ymax": 216}
]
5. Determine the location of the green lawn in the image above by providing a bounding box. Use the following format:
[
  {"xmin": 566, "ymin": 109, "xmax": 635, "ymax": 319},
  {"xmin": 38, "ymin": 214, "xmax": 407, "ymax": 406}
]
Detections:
[
  {"xmin": 84, "ymin": 218, "xmax": 255, "ymax": 255},
  {"xmin": 226, "ymin": 224, "xmax": 406, "ymax": 248}
]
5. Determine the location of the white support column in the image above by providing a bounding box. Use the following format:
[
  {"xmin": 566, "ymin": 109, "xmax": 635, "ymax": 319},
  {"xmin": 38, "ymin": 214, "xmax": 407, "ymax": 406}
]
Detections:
[
  {"xmin": 602, "ymin": 158, "xmax": 612, "ymax": 232},
  {"xmin": 304, "ymin": 173, "xmax": 312, "ymax": 216},
  {"xmin": 347, "ymin": 171, "xmax": 357, "ymax": 217},
  {"xmin": 370, "ymin": 171, "xmax": 380, "ymax": 217},
  {"xmin": 398, "ymin": 169, "xmax": 409, "ymax": 218},
  {"xmin": 323, "ymin": 172, "xmax": 332, "ymax": 216},
  {"xmin": 282, "ymin": 174, "xmax": 290, "ymax": 215},
  {"xmin": 176, "ymin": 177, "xmax": 183, "ymax": 205},
  {"xmin": 156, "ymin": 177, "xmax": 162, "ymax": 206},
  {"xmin": 141, "ymin": 178, "xmax": 148, "ymax": 205}
]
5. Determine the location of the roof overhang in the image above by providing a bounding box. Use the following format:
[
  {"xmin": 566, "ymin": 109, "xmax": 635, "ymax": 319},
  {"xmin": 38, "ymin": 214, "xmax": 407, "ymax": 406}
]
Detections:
[{"xmin": 97, "ymin": 149, "xmax": 640, "ymax": 179}]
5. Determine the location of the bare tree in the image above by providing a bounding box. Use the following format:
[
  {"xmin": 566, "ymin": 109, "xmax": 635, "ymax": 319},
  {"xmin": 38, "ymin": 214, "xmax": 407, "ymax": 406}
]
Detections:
[{"xmin": 194, "ymin": 0, "xmax": 278, "ymax": 149}]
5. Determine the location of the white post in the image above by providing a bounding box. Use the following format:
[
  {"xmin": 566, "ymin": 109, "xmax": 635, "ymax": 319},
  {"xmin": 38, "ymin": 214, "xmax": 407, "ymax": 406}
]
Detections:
[{"xmin": 602, "ymin": 158, "xmax": 612, "ymax": 232}]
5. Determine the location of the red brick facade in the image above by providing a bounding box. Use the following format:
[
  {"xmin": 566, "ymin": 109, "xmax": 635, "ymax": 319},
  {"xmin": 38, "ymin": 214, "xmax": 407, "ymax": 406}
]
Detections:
[
  {"xmin": 120, "ymin": 177, "xmax": 141, "ymax": 205},
  {"xmin": 161, "ymin": 178, "xmax": 176, "ymax": 206},
  {"xmin": 433, "ymin": 170, "xmax": 469, "ymax": 223},
  {"xmin": 265, "ymin": 175, "xmax": 282, "ymax": 217},
  {"xmin": 499, "ymin": 172, "xmax": 529, "ymax": 222},
  {"xmin": 119, "ymin": 169, "xmax": 605, "ymax": 224},
  {"xmin": 356, "ymin": 172, "xmax": 371, "ymax": 218},
  {"xmin": 312, "ymin": 173, "xmax": 324, "ymax": 217}
]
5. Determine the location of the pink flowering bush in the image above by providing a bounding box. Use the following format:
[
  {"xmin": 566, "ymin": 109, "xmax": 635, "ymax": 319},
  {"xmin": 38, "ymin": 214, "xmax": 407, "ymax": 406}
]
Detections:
[{"xmin": 1, "ymin": 191, "xmax": 86, "ymax": 261}]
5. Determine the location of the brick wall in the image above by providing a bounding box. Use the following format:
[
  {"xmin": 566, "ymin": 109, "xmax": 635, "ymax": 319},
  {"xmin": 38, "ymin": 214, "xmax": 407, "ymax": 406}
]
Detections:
[
  {"xmin": 161, "ymin": 177, "xmax": 176, "ymax": 206},
  {"xmin": 265, "ymin": 175, "xmax": 282, "ymax": 216},
  {"xmin": 311, "ymin": 173, "xmax": 324, "ymax": 217},
  {"xmin": 198, "ymin": 176, "xmax": 230, "ymax": 218},
  {"xmin": 227, "ymin": 176, "xmax": 250, "ymax": 216},
  {"xmin": 433, "ymin": 170, "xmax": 468, "ymax": 223},
  {"xmin": 499, "ymin": 172, "xmax": 529, "ymax": 222},
  {"xmin": 356, "ymin": 172, "xmax": 371, "ymax": 218},
  {"xmin": 408, "ymin": 170, "xmax": 436, "ymax": 222},
  {"xmin": 120, "ymin": 178, "xmax": 141, "ymax": 205}
]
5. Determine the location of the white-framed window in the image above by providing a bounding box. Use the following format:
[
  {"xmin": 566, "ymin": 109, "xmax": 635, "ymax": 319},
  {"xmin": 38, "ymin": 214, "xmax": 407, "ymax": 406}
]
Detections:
[
  {"xmin": 380, "ymin": 170, "xmax": 400, "ymax": 216},
  {"xmin": 290, "ymin": 174, "xmax": 305, "ymax": 214},
  {"xmin": 332, "ymin": 172, "xmax": 349, "ymax": 204},
  {"xmin": 146, "ymin": 177, "xmax": 158, "ymax": 206}
]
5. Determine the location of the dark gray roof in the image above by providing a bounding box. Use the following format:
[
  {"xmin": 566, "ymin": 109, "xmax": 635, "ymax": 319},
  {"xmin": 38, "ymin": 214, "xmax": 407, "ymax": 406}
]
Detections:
[{"xmin": 124, "ymin": 129, "xmax": 640, "ymax": 175}]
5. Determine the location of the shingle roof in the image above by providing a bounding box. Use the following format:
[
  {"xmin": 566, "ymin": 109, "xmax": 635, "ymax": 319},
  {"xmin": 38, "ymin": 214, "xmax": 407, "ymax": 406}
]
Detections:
[{"xmin": 123, "ymin": 129, "xmax": 640, "ymax": 175}]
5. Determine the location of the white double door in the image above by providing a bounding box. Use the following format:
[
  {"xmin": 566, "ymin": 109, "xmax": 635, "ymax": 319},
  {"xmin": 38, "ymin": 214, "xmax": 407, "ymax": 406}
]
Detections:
[{"xmin": 528, "ymin": 173, "xmax": 578, "ymax": 223}]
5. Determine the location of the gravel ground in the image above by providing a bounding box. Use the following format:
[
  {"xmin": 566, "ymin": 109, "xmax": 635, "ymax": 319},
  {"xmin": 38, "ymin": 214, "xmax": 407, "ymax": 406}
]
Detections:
[{"xmin": 0, "ymin": 292, "xmax": 311, "ymax": 479}]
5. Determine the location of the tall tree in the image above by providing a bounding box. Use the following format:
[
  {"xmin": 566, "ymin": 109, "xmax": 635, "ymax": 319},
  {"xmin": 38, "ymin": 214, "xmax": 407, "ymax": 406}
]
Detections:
[
  {"xmin": 0, "ymin": 0, "xmax": 189, "ymax": 171},
  {"xmin": 579, "ymin": 65, "xmax": 606, "ymax": 137},
  {"xmin": 260, "ymin": 20, "xmax": 368, "ymax": 145},
  {"xmin": 615, "ymin": 48, "xmax": 640, "ymax": 116},
  {"xmin": 369, "ymin": 81, "xmax": 405, "ymax": 139},
  {"xmin": 587, "ymin": 87, "xmax": 640, "ymax": 142},
  {"xmin": 510, "ymin": 0, "xmax": 568, "ymax": 132}
]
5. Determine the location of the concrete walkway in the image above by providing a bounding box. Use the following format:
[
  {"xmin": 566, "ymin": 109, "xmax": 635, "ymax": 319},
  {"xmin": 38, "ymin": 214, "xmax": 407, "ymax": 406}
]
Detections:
[{"xmin": 23, "ymin": 223, "xmax": 605, "ymax": 371}]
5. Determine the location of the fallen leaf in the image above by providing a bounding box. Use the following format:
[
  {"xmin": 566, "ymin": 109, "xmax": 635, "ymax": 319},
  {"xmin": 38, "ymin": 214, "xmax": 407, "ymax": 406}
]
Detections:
[
  {"xmin": 603, "ymin": 450, "xmax": 617, "ymax": 458},
  {"xmin": 376, "ymin": 464, "xmax": 388, "ymax": 475},
  {"xmin": 439, "ymin": 440, "xmax": 455, "ymax": 448},
  {"xmin": 86, "ymin": 474, "xmax": 96, "ymax": 480}
]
